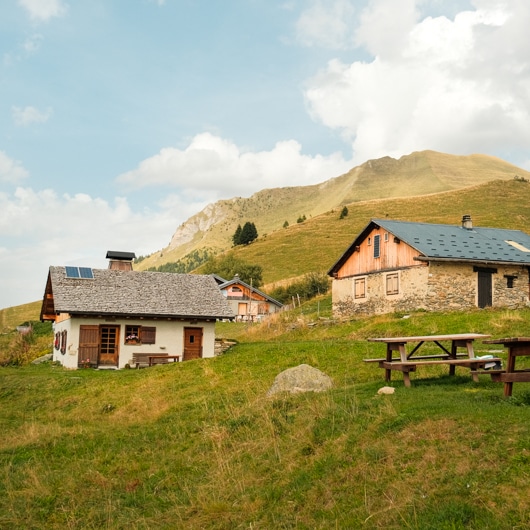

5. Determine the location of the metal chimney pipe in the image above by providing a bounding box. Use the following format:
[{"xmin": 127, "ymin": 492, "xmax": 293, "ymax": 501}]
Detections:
[{"xmin": 462, "ymin": 214, "xmax": 473, "ymax": 230}]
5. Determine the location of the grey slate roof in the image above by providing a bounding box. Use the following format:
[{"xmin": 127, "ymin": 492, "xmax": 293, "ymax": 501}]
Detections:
[
  {"xmin": 43, "ymin": 267, "xmax": 235, "ymax": 319},
  {"xmin": 329, "ymin": 218, "xmax": 530, "ymax": 274}
]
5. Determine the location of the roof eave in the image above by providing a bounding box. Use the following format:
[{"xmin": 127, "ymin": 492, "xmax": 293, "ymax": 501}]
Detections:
[
  {"xmin": 414, "ymin": 256, "xmax": 530, "ymax": 267},
  {"xmin": 64, "ymin": 310, "xmax": 235, "ymax": 320}
]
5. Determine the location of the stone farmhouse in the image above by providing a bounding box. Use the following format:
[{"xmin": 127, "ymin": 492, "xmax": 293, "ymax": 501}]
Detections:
[
  {"xmin": 328, "ymin": 216, "xmax": 530, "ymax": 316},
  {"xmin": 40, "ymin": 251, "xmax": 234, "ymax": 369}
]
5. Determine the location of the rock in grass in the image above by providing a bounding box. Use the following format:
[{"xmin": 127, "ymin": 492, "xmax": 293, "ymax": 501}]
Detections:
[
  {"xmin": 267, "ymin": 364, "xmax": 333, "ymax": 396},
  {"xmin": 377, "ymin": 386, "xmax": 395, "ymax": 395},
  {"xmin": 31, "ymin": 353, "xmax": 53, "ymax": 364}
]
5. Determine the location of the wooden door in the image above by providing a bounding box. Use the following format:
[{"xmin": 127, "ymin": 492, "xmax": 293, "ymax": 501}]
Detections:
[
  {"xmin": 477, "ymin": 270, "xmax": 493, "ymax": 308},
  {"xmin": 78, "ymin": 325, "xmax": 99, "ymax": 367},
  {"xmin": 98, "ymin": 325, "xmax": 120, "ymax": 366},
  {"xmin": 183, "ymin": 327, "xmax": 203, "ymax": 361}
]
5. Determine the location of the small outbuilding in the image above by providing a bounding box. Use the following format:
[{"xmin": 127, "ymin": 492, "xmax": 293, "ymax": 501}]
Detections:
[
  {"xmin": 40, "ymin": 251, "xmax": 234, "ymax": 369},
  {"xmin": 328, "ymin": 216, "xmax": 530, "ymax": 316}
]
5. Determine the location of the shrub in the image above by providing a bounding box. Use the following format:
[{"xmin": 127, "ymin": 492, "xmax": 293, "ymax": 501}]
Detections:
[{"xmin": 269, "ymin": 272, "xmax": 330, "ymax": 304}]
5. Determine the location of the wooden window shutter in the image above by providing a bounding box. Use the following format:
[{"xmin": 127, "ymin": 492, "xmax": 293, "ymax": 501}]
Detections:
[
  {"xmin": 373, "ymin": 235, "xmax": 381, "ymax": 258},
  {"xmin": 354, "ymin": 278, "xmax": 366, "ymax": 299},
  {"xmin": 141, "ymin": 326, "xmax": 156, "ymax": 344},
  {"xmin": 386, "ymin": 273, "xmax": 399, "ymax": 295}
]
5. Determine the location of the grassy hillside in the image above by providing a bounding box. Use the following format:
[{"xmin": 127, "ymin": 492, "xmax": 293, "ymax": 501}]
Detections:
[
  {"xmin": 0, "ymin": 301, "xmax": 52, "ymax": 366},
  {"xmin": 202, "ymin": 178, "xmax": 530, "ymax": 287},
  {"xmin": 0, "ymin": 300, "xmax": 41, "ymax": 333},
  {"xmin": 2, "ymin": 304, "xmax": 530, "ymax": 528},
  {"xmin": 138, "ymin": 151, "xmax": 530, "ymax": 271}
]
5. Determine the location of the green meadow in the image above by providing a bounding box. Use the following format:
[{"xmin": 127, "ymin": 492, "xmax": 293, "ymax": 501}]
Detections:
[{"xmin": 2, "ymin": 300, "xmax": 530, "ymax": 529}]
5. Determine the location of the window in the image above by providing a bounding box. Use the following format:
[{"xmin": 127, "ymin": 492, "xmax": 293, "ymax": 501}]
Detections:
[
  {"xmin": 374, "ymin": 234, "xmax": 381, "ymax": 258},
  {"xmin": 354, "ymin": 277, "xmax": 366, "ymax": 299},
  {"xmin": 125, "ymin": 325, "xmax": 141, "ymax": 344},
  {"xmin": 384, "ymin": 232, "xmax": 389, "ymax": 242},
  {"xmin": 124, "ymin": 325, "xmax": 157, "ymax": 344},
  {"xmin": 505, "ymin": 275, "xmax": 516, "ymax": 289},
  {"xmin": 386, "ymin": 273, "xmax": 399, "ymax": 295},
  {"xmin": 100, "ymin": 326, "xmax": 117, "ymax": 354},
  {"xmin": 60, "ymin": 330, "xmax": 67, "ymax": 354}
]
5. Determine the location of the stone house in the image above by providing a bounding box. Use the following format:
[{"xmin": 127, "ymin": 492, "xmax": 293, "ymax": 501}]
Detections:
[
  {"xmin": 40, "ymin": 251, "xmax": 234, "ymax": 369},
  {"xmin": 328, "ymin": 216, "xmax": 530, "ymax": 316}
]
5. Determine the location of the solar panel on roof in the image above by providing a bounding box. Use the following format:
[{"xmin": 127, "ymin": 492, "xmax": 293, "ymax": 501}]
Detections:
[
  {"xmin": 65, "ymin": 266, "xmax": 94, "ymax": 279},
  {"xmin": 65, "ymin": 266, "xmax": 80, "ymax": 278},
  {"xmin": 79, "ymin": 267, "xmax": 94, "ymax": 279}
]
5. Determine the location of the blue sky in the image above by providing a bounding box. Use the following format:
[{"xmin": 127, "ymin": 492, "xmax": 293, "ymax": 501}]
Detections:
[{"xmin": 2, "ymin": 0, "xmax": 530, "ymax": 308}]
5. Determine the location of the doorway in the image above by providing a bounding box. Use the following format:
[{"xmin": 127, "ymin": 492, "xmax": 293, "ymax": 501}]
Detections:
[
  {"xmin": 183, "ymin": 327, "xmax": 203, "ymax": 361},
  {"xmin": 476, "ymin": 268, "xmax": 494, "ymax": 308},
  {"xmin": 78, "ymin": 325, "xmax": 120, "ymax": 367}
]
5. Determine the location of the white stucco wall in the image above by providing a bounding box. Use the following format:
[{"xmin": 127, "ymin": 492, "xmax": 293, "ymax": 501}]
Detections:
[{"xmin": 52, "ymin": 317, "xmax": 216, "ymax": 369}]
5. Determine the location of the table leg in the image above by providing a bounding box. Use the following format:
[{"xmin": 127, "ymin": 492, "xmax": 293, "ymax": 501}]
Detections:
[
  {"xmin": 504, "ymin": 350, "xmax": 516, "ymax": 397},
  {"xmin": 385, "ymin": 344, "xmax": 392, "ymax": 382},
  {"xmin": 398, "ymin": 344, "xmax": 412, "ymax": 387},
  {"xmin": 465, "ymin": 340, "xmax": 480, "ymax": 382},
  {"xmin": 449, "ymin": 341, "xmax": 457, "ymax": 376}
]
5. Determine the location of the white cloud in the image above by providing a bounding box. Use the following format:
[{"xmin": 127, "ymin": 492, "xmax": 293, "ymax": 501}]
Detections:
[
  {"xmin": 12, "ymin": 106, "xmax": 53, "ymax": 126},
  {"xmin": 23, "ymin": 34, "xmax": 44, "ymax": 54},
  {"xmin": 0, "ymin": 187, "xmax": 179, "ymax": 308},
  {"xmin": 117, "ymin": 132, "xmax": 352, "ymax": 199},
  {"xmin": 17, "ymin": 0, "xmax": 68, "ymax": 22},
  {"xmin": 304, "ymin": 0, "xmax": 530, "ymax": 164},
  {"xmin": 295, "ymin": 0, "xmax": 358, "ymax": 49},
  {"xmin": 0, "ymin": 151, "xmax": 29, "ymax": 183}
]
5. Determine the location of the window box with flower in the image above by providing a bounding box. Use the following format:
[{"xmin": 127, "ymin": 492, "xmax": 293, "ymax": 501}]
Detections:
[{"xmin": 125, "ymin": 334, "xmax": 141, "ymax": 345}]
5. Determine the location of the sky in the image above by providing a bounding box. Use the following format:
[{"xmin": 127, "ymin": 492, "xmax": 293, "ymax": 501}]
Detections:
[{"xmin": 2, "ymin": 0, "xmax": 530, "ymax": 309}]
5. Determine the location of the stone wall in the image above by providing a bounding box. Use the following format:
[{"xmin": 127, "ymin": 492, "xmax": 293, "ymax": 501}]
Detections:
[{"xmin": 332, "ymin": 262, "xmax": 529, "ymax": 316}]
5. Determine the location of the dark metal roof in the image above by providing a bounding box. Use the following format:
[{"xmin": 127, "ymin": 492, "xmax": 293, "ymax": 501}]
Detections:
[
  {"xmin": 41, "ymin": 267, "xmax": 235, "ymax": 320},
  {"xmin": 105, "ymin": 250, "xmax": 136, "ymax": 260},
  {"xmin": 329, "ymin": 218, "xmax": 530, "ymax": 274}
]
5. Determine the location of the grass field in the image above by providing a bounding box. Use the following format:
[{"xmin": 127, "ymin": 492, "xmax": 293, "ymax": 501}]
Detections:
[{"xmin": 2, "ymin": 301, "xmax": 530, "ymax": 529}]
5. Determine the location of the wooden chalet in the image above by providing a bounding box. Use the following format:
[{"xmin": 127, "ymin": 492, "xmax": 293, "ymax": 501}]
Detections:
[{"xmin": 218, "ymin": 274, "xmax": 283, "ymax": 321}]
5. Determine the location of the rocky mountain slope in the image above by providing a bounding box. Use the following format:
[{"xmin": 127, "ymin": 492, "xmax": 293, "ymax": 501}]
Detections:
[{"xmin": 137, "ymin": 150, "xmax": 530, "ymax": 270}]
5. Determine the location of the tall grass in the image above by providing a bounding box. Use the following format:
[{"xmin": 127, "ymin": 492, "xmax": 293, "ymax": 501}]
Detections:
[{"xmin": 2, "ymin": 306, "xmax": 530, "ymax": 528}]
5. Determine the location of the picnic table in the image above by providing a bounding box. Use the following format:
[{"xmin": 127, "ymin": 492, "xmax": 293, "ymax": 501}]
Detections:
[
  {"xmin": 483, "ymin": 337, "xmax": 530, "ymax": 396},
  {"xmin": 365, "ymin": 334, "xmax": 500, "ymax": 387}
]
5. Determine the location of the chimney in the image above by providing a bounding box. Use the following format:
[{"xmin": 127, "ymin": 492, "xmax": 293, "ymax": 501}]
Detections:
[
  {"xmin": 106, "ymin": 250, "xmax": 136, "ymax": 271},
  {"xmin": 461, "ymin": 214, "xmax": 473, "ymax": 230}
]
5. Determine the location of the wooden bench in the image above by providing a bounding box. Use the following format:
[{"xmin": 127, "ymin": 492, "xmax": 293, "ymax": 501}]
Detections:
[
  {"xmin": 376, "ymin": 357, "xmax": 503, "ymax": 383},
  {"xmin": 363, "ymin": 353, "xmax": 469, "ymax": 363},
  {"xmin": 132, "ymin": 353, "xmax": 180, "ymax": 368},
  {"xmin": 148, "ymin": 355, "xmax": 180, "ymax": 366}
]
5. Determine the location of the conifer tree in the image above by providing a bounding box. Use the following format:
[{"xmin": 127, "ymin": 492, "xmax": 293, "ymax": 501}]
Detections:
[{"xmin": 232, "ymin": 224, "xmax": 242, "ymax": 246}]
